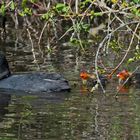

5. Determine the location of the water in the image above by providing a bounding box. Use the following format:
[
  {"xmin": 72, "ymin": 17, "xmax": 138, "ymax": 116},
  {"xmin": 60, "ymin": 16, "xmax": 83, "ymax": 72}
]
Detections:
[
  {"xmin": 0, "ymin": 86, "xmax": 140, "ymax": 140},
  {"xmin": 0, "ymin": 29, "xmax": 140, "ymax": 140}
]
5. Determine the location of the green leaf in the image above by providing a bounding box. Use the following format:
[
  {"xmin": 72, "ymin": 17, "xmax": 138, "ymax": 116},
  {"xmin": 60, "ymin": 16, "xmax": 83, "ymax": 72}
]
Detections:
[
  {"xmin": 22, "ymin": 0, "xmax": 27, "ymax": 8},
  {"xmin": 41, "ymin": 12, "xmax": 54, "ymax": 20},
  {"xmin": 131, "ymin": 7, "xmax": 140, "ymax": 16},
  {"xmin": 19, "ymin": 11, "xmax": 25, "ymax": 17},
  {"xmin": 127, "ymin": 58, "xmax": 135, "ymax": 64},
  {"xmin": 42, "ymin": 13, "xmax": 49, "ymax": 20},
  {"xmin": 10, "ymin": 1, "xmax": 15, "ymax": 11},
  {"xmin": 132, "ymin": 0, "xmax": 140, "ymax": 3},
  {"xmin": 55, "ymin": 3, "xmax": 66, "ymax": 11},
  {"xmin": 0, "ymin": 4, "xmax": 6, "ymax": 16},
  {"xmin": 54, "ymin": 3, "xmax": 69, "ymax": 14},
  {"xmin": 94, "ymin": 12, "xmax": 103, "ymax": 16}
]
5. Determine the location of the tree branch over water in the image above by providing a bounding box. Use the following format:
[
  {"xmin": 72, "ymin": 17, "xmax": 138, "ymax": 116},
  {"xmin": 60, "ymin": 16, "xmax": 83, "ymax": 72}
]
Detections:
[{"xmin": 0, "ymin": 0, "xmax": 140, "ymax": 75}]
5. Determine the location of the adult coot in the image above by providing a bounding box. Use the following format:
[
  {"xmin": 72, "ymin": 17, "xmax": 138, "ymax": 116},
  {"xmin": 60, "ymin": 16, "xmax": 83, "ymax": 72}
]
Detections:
[{"xmin": 0, "ymin": 53, "xmax": 70, "ymax": 93}]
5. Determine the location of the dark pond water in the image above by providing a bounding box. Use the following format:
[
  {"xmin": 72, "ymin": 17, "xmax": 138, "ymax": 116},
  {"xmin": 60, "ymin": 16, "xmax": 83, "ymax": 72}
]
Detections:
[{"xmin": 0, "ymin": 29, "xmax": 140, "ymax": 140}]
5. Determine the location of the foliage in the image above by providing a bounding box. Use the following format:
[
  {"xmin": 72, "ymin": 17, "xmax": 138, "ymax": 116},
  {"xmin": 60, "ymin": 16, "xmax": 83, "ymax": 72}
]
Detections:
[
  {"xmin": 0, "ymin": 0, "xmax": 139, "ymax": 67},
  {"xmin": 128, "ymin": 45, "xmax": 140, "ymax": 64},
  {"xmin": 132, "ymin": 0, "xmax": 140, "ymax": 4},
  {"xmin": 54, "ymin": 3, "xmax": 70, "ymax": 14},
  {"xmin": 109, "ymin": 39, "xmax": 124, "ymax": 53},
  {"xmin": 0, "ymin": 2, "xmax": 5, "ymax": 16}
]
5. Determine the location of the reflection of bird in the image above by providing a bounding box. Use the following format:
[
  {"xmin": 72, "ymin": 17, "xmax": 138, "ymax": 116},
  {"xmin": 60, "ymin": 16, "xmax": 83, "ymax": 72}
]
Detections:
[
  {"xmin": 117, "ymin": 69, "xmax": 140, "ymax": 87},
  {"xmin": 0, "ymin": 53, "xmax": 70, "ymax": 93},
  {"xmin": 117, "ymin": 85, "xmax": 130, "ymax": 93},
  {"xmin": 80, "ymin": 71, "xmax": 108, "ymax": 91}
]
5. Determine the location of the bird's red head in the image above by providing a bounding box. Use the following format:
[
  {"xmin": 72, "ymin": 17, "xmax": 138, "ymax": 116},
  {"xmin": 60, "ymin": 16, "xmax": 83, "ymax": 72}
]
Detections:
[
  {"xmin": 80, "ymin": 72, "xmax": 90, "ymax": 80},
  {"xmin": 117, "ymin": 70, "xmax": 131, "ymax": 81}
]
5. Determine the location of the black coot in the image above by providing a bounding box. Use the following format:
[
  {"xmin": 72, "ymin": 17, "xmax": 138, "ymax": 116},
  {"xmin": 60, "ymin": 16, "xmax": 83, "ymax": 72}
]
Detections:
[{"xmin": 0, "ymin": 53, "xmax": 70, "ymax": 93}]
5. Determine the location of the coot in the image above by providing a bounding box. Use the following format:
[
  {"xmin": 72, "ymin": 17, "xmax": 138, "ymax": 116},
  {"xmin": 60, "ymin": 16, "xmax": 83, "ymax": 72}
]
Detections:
[
  {"xmin": 0, "ymin": 53, "xmax": 70, "ymax": 93},
  {"xmin": 117, "ymin": 69, "xmax": 140, "ymax": 87},
  {"xmin": 80, "ymin": 71, "xmax": 108, "ymax": 89}
]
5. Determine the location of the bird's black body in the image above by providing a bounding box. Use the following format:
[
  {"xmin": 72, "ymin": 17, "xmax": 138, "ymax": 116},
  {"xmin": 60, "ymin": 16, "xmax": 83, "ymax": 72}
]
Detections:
[{"xmin": 0, "ymin": 53, "xmax": 70, "ymax": 93}]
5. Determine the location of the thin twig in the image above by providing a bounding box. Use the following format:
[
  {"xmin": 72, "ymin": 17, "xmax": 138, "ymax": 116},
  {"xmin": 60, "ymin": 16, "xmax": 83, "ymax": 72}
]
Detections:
[
  {"xmin": 38, "ymin": 21, "xmax": 48, "ymax": 44},
  {"xmin": 58, "ymin": 26, "xmax": 73, "ymax": 40},
  {"xmin": 27, "ymin": 28, "xmax": 40, "ymax": 70},
  {"xmin": 108, "ymin": 22, "xmax": 140, "ymax": 78},
  {"xmin": 94, "ymin": 21, "xmax": 140, "ymax": 93}
]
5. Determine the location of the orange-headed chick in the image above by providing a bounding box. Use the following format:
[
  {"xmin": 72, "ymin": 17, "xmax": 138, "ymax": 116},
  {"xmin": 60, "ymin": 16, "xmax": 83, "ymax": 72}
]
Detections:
[
  {"xmin": 80, "ymin": 71, "xmax": 96, "ymax": 85},
  {"xmin": 117, "ymin": 70, "xmax": 132, "ymax": 85},
  {"xmin": 80, "ymin": 72, "xmax": 90, "ymax": 80}
]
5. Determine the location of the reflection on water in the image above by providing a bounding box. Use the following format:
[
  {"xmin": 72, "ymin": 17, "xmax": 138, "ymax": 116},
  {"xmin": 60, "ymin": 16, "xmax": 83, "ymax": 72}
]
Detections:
[
  {"xmin": 0, "ymin": 30, "xmax": 139, "ymax": 140},
  {"xmin": 0, "ymin": 85, "xmax": 139, "ymax": 140}
]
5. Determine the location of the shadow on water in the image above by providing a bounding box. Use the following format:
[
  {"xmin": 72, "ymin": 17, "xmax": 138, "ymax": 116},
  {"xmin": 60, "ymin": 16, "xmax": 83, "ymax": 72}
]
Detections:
[{"xmin": 0, "ymin": 94, "xmax": 10, "ymax": 121}]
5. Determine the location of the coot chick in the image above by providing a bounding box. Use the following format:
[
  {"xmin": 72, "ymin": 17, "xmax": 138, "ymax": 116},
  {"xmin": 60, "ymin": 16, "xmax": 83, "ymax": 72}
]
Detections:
[
  {"xmin": 0, "ymin": 53, "xmax": 70, "ymax": 93},
  {"xmin": 117, "ymin": 69, "xmax": 140, "ymax": 87},
  {"xmin": 80, "ymin": 71, "xmax": 96, "ymax": 86},
  {"xmin": 117, "ymin": 70, "xmax": 132, "ymax": 85},
  {"xmin": 80, "ymin": 71, "xmax": 107, "ymax": 91}
]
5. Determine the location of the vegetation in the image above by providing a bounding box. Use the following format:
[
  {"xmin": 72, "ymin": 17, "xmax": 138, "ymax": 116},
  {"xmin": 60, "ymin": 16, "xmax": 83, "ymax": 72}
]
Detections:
[
  {"xmin": 0, "ymin": 0, "xmax": 140, "ymax": 76},
  {"xmin": 0, "ymin": 1, "xmax": 140, "ymax": 138}
]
